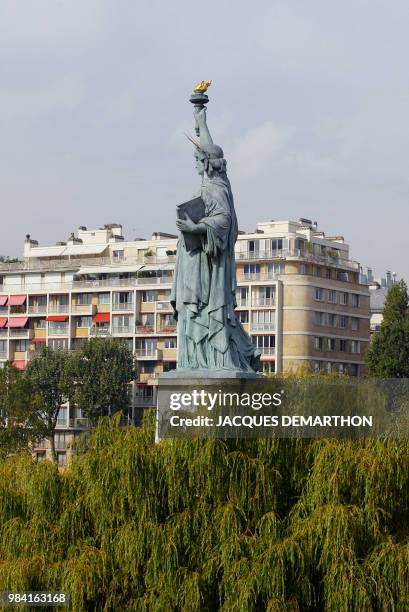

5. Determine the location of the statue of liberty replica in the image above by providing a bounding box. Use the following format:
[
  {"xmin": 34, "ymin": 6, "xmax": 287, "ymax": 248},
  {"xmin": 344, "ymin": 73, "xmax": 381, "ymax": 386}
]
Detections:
[{"xmin": 169, "ymin": 82, "xmax": 261, "ymax": 376}]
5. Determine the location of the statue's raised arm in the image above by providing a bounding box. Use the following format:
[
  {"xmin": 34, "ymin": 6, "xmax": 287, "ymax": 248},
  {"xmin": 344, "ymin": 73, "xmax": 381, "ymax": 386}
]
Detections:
[{"xmin": 194, "ymin": 107, "xmax": 213, "ymax": 148}]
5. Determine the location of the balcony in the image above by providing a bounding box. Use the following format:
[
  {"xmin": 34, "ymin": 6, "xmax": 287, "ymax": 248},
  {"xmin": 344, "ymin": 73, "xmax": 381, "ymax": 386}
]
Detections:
[
  {"xmin": 0, "ymin": 329, "xmax": 8, "ymax": 337},
  {"xmin": 134, "ymin": 396, "xmax": 155, "ymax": 407},
  {"xmin": 157, "ymin": 324, "xmax": 177, "ymax": 334},
  {"xmin": 257, "ymin": 347, "xmax": 276, "ymax": 355},
  {"xmin": 48, "ymin": 327, "xmax": 69, "ymax": 337},
  {"xmin": 156, "ymin": 301, "xmax": 172, "ymax": 311},
  {"xmin": 135, "ymin": 325, "xmax": 154, "ymax": 334},
  {"xmin": 253, "ymin": 298, "xmax": 275, "ymax": 307},
  {"xmin": 136, "ymin": 276, "xmax": 173, "ymax": 285},
  {"xmin": 0, "ymin": 352, "xmax": 7, "ymax": 360},
  {"xmin": 112, "ymin": 302, "xmax": 134, "ymax": 312},
  {"xmin": 48, "ymin": 303, "xmax": 69, "ymax": 313},
  {"xmin": 251, "ymin": 323, "xmax": 276, "ymax": 331},
  {"xmin": 28, "ymin": 305, "xmax": 47, "ymax": 314},
  {"xmin": 90, "ymin": 327, "xmax": 111, "ymax": 337},
  {"xmin": 236, "ymin": 250, "xmax": 283, "ymax": 261},
  {"xmin": 135, "ymin": 349, "xmax": 159, "ymax": 359},
  {"xmin": 69, "ymin": 417, "xmax": 91, "ymax": 429},
  {"xmin": 9, "ymin": 328, "xmax": 33, "ymax": 339},
  {"xmin": 71, "ymin": 304, "xmax": 93, "ymax": 314},
  {"xmin": 112, "ymin": 326, "xmax": 134, "ymax": 335},
  {"xmin": 237, "ymin": 273, "xmax": 277, "ymax": 283}
]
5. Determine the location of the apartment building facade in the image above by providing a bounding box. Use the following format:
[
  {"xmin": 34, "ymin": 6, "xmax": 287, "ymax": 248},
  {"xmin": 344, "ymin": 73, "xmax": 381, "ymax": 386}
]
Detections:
[{"xmin": 0, "ymin": 219, "xmax": 370, "ymax": 463}]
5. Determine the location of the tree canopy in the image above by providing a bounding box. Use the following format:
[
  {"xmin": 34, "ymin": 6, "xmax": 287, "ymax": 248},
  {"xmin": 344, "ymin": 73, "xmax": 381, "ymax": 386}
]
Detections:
[
  {"xmin": 68, "ymin": 337, "xmax": 134, "ymax": 423},
  {"xmin": 367, "ymin": 280, "xmax": 409, "ymax": 377}
]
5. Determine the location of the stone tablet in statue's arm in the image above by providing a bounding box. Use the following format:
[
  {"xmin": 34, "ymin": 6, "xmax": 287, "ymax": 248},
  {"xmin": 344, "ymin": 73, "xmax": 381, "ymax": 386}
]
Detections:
[{"xmin": 176, "ymin": 196, "xmax": 206, "ymax": 252}]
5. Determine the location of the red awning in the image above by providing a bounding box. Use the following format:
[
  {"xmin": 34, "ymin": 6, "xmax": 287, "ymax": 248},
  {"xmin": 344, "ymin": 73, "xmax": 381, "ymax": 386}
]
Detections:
[
  {"xmin": 8, "ymin": 317, "xmax": 28, "ymax": 328},
  {"xmin": 0, "ymin": 317, "xmax": 7, "ymax": 328},
  {"xmin": 12, "ymin": 360, "xmax": 26, "ymax": 370},
  {"xmin": 0, "ymin": 296, "xmax": 8, "ymax": 306},
  {"xmin": 93, "ymin": 312, "xmax": 110, "ymax": 322},
  {"xmin": 32, "ymin": 337, "xmax": 46, "ymax": 343},
  {"xmin": 47, "ymin": 315, "xmax": 68, "ymax": 322},
  {"xmin": 8, "ymin": 294, "xmax": 27, "ymax": 306}
]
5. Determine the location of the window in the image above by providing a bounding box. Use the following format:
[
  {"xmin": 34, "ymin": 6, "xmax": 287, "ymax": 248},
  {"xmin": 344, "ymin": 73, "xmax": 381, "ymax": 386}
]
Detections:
[
  {"xmin": 325, "ymin": 362, "xmax": 332, "ymax": 373},
  {"xmin": 57, "ymin": 406, "xmax": 68, "ymax": 426},
  {"xmin": 36, "ymin": 452, "xmax": 46, "ymax": 462},
  {"xmin": 252, "ymin": 335, "xmax": 275, "ymax": 350},
  {"xmin": 314, "ymin": 266, "xmax": 322, "ymax": 277},
  {"xmin": 271, "ymin": 238, "xmax": 283, "ymax": 252},
  {"xmin": 243, "ymin": 263, "xmax": 260, "ymax": 275},
  {"xmin": 113, "ymin": 291, "xmax": 133, "ymax": 305},
  {"xmin": 48, "ymin": 339, "xmax": 69, "ymax": 350},
  {"xmin": 76, "ymin": 293, "xmax": 92, "ymax": 305},
  {"xmin": 142, "ymin": 290, "xmax": 157, "ymax": 302},
  {"xmin": 163, "ymin": 338, "xmax": 177, "ymax": 349},
  {"xmin": 314, "ymin": 337, "xmax": 323, "ymax": 351},
  {"xmin": 34, "ymin": 319, "xmax": 46, "ymax": 328},
  {"xmin": 314, "ymin": 312, "xmax": 326, "ymax": 326},
  {"xmin": 313, "ymin": 361, "xmax": 321, "ymax": 373},
  {"xmin": 327, "ymin": 290, "xmax": 337, "ymax": 304},
  {"xmin": 337, "ymin": 271, "xmax": 348, "ymax": 282},
  {"xmin": 77, "ymin": 316, "xmax": 92, "ymax": 328},
  {"xmin": 327, "ymin": 338, "xmax": 336, "ymax": 351},
  {"xmin": 237, "ymin": 287, "xmax": 248, "ymax": 305},
  {"xmin": 99, "ymin": 293, "xmax": 110, "ymax": 304},
  {"xmin": 325, "ymin": 268, "xmax": 332, "ymax": 279},
  {"xmin": 140, "ymin": 362, "xmax": 155, "ymax": 373},
  {"xmin": 340, "ymin": 292, "xmax": 348, "ymax": 306},
  {"xmin": 314, "ymin": 287, "xmax": 324, "ymax": 301},
  {"xmin": 340, "ymin": 339, "xmax": 348, "ymax": 352},
  {"xmin": 351, "ymin": 294, "xmax": 360, "ymax": 308},
  {"xmin": 351, "ymin": 317, "xmax": 360, "ymax": 331},
  {"xmin": 251, "ymin": 310, "xmax": 274, "ymax": 329},
  {"xmin": 350, "ymin": 364, "xmax": 360, "ymax": 376},
  {"xmin": 238, "ymin": 311, "xmax": 249, "ymax": 323},
  {"xmin": 268, "ymin": 262, "xmax": 284, "ymax": 275},
  {"xmin": 15, "ymin": 339, "xmax": 28, "ymax": 352},
  {"xmin": 141, "ymin": 313, "xmax": 154, "ymax": 326},
  {"xmin": 328, "ymin": 314, "xmax": 337, "ymax": 327},
  {"xmin": 57, "ymin": 452, "xmax": 67, "ymax": 467},
  {"xmin": 248, "ymin": 240, "xmax": 259, "ymax": 255},
  {"xmin": 163, "ymin": 361, "xmax": 177, "ymax": 372},
  {"xmin": 300, "ymin": 263, "xmax": 307, "ymax": 275},
  {"xmin": 48, "ymin": 321, "xmax": 68, "ymax": 336},
  {"xmin": 351, "ymin": 340, "xmax": 360, "ymax": 354},
  {"xmin": 339, "ymin": 316, "xmax": 348, "ymax": 329},
  {"xmin": 113, "ymin": 315, "xmax": 133, "ymax": 330},
  {"xmin": 162, "ymin": 290, "xmax": 171, "ymax": 301},
  {"xmin": 113, "ymin": 250, "xmax": 124, "ymax": 260}
]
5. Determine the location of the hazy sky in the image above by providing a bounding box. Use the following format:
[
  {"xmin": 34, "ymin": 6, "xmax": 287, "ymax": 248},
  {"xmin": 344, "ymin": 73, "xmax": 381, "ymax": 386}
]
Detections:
[{"xmin": 1, "ymin": 0, "xmax": 408, "ymax": 280}]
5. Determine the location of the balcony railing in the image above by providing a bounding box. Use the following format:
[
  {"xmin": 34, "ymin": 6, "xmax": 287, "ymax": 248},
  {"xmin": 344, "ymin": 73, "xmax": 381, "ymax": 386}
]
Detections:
[
  {"xmin": 236, "ymin": 250, "xmax": 284, "ymax": 260},
  {"xmin": 90, "ymin": 327, "xmax": 111, "ymax": 336},
  {"xmin": 112, "ymin": 303, "xmax": 134, "ymax": 311},
  {"xmin": 135, "ymin": 325, "xmax": 154, "ymax": 334},
  {"xmin": 9, "ymin": 329, "xmax": 32, "ymax": 338},
  {"xmin": 48, "ymin": 303, "xmax": 69, "ymax": 313},
  {"xmin": 235, "ymin": 299, "xmax": 249, "ymax": 307},
  {"xmin": 48, "ymin": 327, "xmax": 69, "ymax": 336},
  {"xmin": 0, "ymin": 352, "xmax": 7, "ymax": 359},
  {"xmin": 237, "ymin": 273, "xmax": 278, "ymax": 282},
  {"xmin": 134, "ymin": 396, "xmax": 155, "ymax": 406},
  {"xmin": 156, "ymin": 301, "xmax": 172, "ymax": 311},
  {"xmin": 28, "ymin": 305, "xmax": 47, "ymax": 314},
  {"xmin": 157, "ymin": 325, "xmax": 177, "ymax": 333},
  {"xmin": 256, "ymin": 346, "xmax": 276, "ymax": 355},
  {"xmin": 71, "ymin": 304, "xmax": 93, "ymax": 313},
  {"xmin": 112, "ymin": 326, "xmax": 134, "ymax": 335},
  {"xmin": 253, "ymin": 298, "xmax": 275, "ymax": 306},
  {"xmin": 251, "ymin": 323, "xmax": 276, "ymax": 331},
  {"xmin": 69, "ymin": 417, "xmax": 91, "ymax": 428},
  {"xmin": 135, "ymin": 348, "xmax": 158, "ymax": 358}
]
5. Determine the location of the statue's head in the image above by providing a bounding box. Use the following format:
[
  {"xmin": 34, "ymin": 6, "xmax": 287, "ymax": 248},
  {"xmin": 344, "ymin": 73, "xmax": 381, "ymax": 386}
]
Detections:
[{"xmin": 194, "ymin": 143, "xmax": 227, "ymax": 177}]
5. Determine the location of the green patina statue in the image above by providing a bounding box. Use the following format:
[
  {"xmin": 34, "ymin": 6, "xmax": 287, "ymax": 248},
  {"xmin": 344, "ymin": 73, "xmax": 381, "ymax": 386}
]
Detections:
[{"xmin": 170, "ymin": 86, "xmax": 261, "ymax": 373}]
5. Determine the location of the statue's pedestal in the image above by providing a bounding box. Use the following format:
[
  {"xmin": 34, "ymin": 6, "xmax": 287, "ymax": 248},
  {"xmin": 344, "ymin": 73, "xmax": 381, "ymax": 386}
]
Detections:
[{"xmin": 156, "ymin": 369, "xmax": 264, "ymax": 441}]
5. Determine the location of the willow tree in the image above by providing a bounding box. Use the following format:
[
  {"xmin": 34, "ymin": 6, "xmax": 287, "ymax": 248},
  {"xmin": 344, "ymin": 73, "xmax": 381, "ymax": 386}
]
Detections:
[{"xmin": 0, "ymin": 413, "xmax": 408, "ymax": 611}]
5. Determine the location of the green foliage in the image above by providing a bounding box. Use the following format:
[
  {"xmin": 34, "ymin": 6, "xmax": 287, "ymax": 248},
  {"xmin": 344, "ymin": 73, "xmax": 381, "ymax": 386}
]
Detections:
[
  {"xmin": 367, "ymin": 281, "xmax": 409, "ymax": 377},
  {"xmin": 67, "ymin": 337, "xmax": 134, "ymax": 423},
  {"xmin": 25, "ymin": 347, "xmax": 74, "ymax": 461},
  {"xmin": 0, "ymin": 418, "xmax": 408, "ymax": 611},
  {"xmin": 0, "ymin": 363, "xmax": 47, "ymax": 458}
]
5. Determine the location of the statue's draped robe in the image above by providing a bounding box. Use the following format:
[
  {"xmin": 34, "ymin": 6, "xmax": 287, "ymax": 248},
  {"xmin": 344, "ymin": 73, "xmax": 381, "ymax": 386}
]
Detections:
[{"xmin": 171, "ymin": 173, "xmax": 260, "ymax": 371}]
